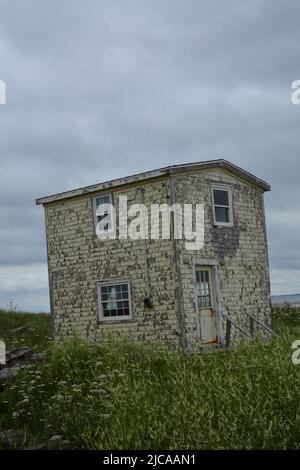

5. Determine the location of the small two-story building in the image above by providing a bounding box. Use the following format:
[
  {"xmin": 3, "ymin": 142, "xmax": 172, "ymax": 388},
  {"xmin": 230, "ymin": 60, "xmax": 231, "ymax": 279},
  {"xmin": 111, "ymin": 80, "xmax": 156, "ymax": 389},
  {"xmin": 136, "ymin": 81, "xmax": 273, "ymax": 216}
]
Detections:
[{"xmin": 36, "ymin": 159, "xmax": 272, "ymax": 350}]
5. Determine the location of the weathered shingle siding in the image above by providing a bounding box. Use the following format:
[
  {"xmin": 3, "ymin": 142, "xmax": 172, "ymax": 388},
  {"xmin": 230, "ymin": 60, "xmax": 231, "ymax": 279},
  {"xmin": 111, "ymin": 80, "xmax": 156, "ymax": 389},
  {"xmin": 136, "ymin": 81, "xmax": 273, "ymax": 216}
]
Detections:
[
  {"xmin": 45, "ymin": 179, "xmax": 181, "ymax": 346},
  {"xmin": 44, "ymin": 167, "xmax": 271, "ymax": 350},
  {"xmin": 173, "ymin": 169, "xmax": 271, "ymax": 348}
]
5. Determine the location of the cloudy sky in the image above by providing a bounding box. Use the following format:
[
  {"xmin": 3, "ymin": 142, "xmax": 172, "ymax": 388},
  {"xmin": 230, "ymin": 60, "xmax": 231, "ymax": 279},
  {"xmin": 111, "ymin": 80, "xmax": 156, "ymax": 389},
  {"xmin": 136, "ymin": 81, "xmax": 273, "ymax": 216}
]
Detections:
[{"xmin": 0, "ymin": 0, "xmax": 299, "ymax": 312}]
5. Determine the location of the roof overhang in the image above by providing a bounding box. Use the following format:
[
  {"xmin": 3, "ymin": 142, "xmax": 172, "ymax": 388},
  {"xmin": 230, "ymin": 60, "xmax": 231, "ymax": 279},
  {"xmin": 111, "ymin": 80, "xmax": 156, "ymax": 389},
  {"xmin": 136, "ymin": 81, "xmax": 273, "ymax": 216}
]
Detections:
[{"xmin": 36, "ymin": 159, "xmax": 271, "ymax": 205}]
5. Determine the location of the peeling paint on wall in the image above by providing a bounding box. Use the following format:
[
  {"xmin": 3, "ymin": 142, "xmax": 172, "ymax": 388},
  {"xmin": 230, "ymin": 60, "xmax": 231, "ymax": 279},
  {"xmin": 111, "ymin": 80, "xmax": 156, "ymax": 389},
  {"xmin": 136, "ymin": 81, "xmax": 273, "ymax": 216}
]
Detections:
[{"xmin": 43, "ymin": 168, "xmax": 271, "ymax": 350}]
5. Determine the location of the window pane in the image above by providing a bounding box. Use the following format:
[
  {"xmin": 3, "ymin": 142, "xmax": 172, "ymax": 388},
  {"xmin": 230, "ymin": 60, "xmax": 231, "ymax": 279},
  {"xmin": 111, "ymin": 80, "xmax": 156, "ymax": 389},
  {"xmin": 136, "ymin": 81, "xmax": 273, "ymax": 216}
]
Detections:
[
  {"xmin": 107, "ymin": 287, "xmax": 117, "ymax": 309},
  {"xmin": 196, "ymin": 270, "xmax": 212, "ymax": 308},
  {"xmin": 213, "ymin": 189, "xmax": 229, "ymax": 206},
  {"xmin": 97, "ymin": 212, "xmax": 109, "ymax": 221},
  {"xmin": 96, "ymin": 195, "xmax": 110, "ymax": 206},
  {"xmin": 215, "ymin": 206, "xmax": 229, "ymax": 223},
  {"xmin": 97, "ymin": 212, "xmax": 111, "ymax": 232}
]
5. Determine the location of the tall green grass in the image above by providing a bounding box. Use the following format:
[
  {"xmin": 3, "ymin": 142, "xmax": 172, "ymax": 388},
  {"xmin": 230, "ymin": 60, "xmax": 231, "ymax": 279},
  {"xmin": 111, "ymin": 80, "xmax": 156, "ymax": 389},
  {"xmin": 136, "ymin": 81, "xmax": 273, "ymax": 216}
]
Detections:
[
  {"xmin": 2, "ymin": 335, "xmax": 300, "ymax": 449},
  {"xmin": 0, "ymin": 309, "xmax": 51, "ymax": 351},
  {"xmin": 273, "ymin": 306, "xmax": 300, "ymax": 336}
]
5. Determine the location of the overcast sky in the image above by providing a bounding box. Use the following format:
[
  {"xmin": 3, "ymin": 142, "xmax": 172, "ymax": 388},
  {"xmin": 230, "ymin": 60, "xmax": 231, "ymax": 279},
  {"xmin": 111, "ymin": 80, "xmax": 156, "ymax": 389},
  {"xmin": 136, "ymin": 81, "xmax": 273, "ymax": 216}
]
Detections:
[{"xmin": 0, "ymin": 0, "xmax": 299, "ymax": 312}]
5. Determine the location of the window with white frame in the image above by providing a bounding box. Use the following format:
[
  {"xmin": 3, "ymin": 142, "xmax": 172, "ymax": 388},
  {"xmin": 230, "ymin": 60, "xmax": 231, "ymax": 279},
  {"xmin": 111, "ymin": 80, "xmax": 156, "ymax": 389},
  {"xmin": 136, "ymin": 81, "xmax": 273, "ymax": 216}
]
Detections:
[
  {"xmin": 212, "ymin": 187, "xmax": 233, "ymax": 225},
  {"xmin": 97, "ymin": 281, "xmax": 132, "ymax": 320},
  {"xmin": 93, "ymin": 193, "xmax": 114, "ymax": 233}
]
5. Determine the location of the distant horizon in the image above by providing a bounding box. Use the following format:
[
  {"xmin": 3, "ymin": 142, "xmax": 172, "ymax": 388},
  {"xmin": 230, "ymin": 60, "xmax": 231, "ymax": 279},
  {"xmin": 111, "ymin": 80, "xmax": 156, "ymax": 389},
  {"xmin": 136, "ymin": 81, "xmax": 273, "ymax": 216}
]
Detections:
[
  {"xmin": 2, "ymin": 292, "xmax": 300, "ymax": 314},
  {"xmin": 272, "ymin": 293, "xmax": 300, "ymax": 297}
]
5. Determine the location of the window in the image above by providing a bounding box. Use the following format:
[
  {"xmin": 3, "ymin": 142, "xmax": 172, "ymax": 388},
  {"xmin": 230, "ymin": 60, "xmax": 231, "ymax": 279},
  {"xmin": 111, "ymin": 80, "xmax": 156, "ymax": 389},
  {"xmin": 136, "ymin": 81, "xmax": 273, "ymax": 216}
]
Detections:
[
  {"xmin": 97, "ymin": 280, "xmax": 132, "ymax": 321},
  {"xmin": 93, "ymin": 193, "xmax": 114, "ymax": 234},
  {"xmin": 196, "ymin": 269, "xmax": 212, "ymax": 308},
  {"xmin": 212, "ymin": 187, "xmax": 233, "ymax": 225}
]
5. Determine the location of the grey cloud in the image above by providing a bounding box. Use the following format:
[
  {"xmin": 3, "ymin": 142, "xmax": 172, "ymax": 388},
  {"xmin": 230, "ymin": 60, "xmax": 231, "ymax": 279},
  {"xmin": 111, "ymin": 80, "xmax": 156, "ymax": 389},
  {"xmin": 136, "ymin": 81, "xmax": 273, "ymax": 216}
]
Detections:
[{"xmin": 0, "ymin": 0, "xmax": 300, "ymax": 310}]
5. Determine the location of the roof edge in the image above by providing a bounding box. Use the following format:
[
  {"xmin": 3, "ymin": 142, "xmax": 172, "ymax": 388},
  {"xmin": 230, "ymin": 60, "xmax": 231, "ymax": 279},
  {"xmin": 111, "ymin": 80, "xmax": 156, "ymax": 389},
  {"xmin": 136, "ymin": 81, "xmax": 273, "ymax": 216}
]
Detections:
[{"xmin": 36, "ymin": 159, "xmax": 271, "ymax": 205}]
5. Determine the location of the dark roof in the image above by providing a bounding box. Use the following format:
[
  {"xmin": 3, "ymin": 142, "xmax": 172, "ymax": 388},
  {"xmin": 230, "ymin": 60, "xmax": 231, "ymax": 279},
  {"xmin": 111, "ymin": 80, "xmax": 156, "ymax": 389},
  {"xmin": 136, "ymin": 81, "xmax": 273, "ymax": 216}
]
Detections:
[{"xmin": 36, "ymin": 159, "xmax": 271, "ymax": 205}]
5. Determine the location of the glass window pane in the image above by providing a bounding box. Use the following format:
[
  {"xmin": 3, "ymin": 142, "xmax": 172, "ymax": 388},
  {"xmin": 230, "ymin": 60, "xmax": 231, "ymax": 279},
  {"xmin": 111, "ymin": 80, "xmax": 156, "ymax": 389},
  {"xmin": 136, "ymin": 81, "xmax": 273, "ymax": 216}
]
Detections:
[
  {"xmin": 97, "ymin": 212, "xmax": 111, "ymax": 232},
  {"xmin": 196, "ymin": 270, "xmax": 212, "ymax": 308},
  {"xmin": 97, "ymin": 212, "xmax": 109, "ymax": 221},
  {"xmin": 96, "ymin": 195, "xmax": 110, "ymax": 206},
  {"xmin": 215, "ymin": 206, "xmax": 229, "ymax": 223},
  {"xmin": 213, "ymin": 189, "xmax": 229, "ymax": 206}
]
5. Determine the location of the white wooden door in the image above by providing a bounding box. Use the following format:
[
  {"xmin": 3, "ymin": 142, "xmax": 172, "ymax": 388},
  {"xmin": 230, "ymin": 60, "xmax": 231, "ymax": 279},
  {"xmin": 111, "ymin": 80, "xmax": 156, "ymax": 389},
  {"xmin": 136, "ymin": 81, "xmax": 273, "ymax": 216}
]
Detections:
[{"xmin": 195, "ymin": 267, "xmax": 217, "ymax": 344}]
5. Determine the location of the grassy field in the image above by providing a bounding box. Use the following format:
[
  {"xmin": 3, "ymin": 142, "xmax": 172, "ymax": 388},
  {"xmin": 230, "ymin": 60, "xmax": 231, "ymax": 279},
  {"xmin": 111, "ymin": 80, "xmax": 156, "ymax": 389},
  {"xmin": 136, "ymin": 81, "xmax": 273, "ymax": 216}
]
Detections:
[
  {"xmin": 272, "ymin": 305, "xmax": 300, "ymax": 336},
  {"xmin": 0, "ymin": 307, "xmax": 300, "ymax": 449},
  {"xmin": 0, "ymin": 310, "xmax": 51, "ymax": 352}
]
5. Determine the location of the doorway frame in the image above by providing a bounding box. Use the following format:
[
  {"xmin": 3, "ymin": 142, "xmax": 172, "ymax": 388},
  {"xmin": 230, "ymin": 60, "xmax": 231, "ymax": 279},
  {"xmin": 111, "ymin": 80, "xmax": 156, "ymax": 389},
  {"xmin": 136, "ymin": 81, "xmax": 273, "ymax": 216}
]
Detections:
[{"xmin": 192, "ymin": 258, "xmax": 223, "ymax": 345}]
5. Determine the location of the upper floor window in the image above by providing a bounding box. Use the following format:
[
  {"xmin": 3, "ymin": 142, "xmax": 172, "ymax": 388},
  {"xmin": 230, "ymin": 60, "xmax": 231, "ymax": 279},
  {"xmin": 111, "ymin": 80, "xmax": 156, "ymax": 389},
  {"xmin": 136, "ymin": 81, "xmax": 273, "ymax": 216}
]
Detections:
[
  {"xmin": 93, "ymin": 193, "xmax": 114, "ymax": 234},
  {"xmin": 212, "ymin": 186, "xmax": 233, "ymax": 226}
]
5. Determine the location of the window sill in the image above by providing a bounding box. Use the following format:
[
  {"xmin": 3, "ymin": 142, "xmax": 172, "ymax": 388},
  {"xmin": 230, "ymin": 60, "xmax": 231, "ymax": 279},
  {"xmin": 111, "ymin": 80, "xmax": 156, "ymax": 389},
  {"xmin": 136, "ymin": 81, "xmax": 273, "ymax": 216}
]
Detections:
[
  {"xmin": 97, "ymin": 317, "xmax": 134, "ymax": 324},
  {"xmin": 213, "ymin": 222, "xmax": 234, "ymax": 228}
]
